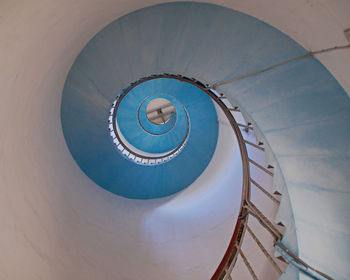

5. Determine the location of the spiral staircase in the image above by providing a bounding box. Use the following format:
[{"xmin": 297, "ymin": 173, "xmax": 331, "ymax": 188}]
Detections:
[{"xmin": 1, "ymin": 1, "xmax": 349, "ymax": 280}]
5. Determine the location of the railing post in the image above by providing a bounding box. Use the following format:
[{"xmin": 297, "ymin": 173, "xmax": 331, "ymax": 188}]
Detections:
[
  {"xmin": 247, "ymin": 226, "xmax": 282, "ymax": 274},
  {"xmin": 245, "ymin": 201, "xmax": 283, "ymax": 241},
  {"xmin": 250, "ymin": 178, "xmax": 280, "ymax": 204},
  {"xmin": 237, "ymin": 123, "xmax": 254, "ymax": 130},
  {"xmin": 239, "ymin": 249, "xmax": 259, "ymax": 280},
  {"xmin": 229, "ymin": 106, "xmax": 240, "ymax": 112},
  {"xmin": 244, "ymin": 140, "xmax": 265, "ymax": 151},
  {"xmin": 248, "ymin": 158, "xmax": 273, "ymax": 176}
]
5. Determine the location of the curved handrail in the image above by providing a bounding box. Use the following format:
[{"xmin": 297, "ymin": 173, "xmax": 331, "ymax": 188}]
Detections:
[
  {"xmin": 142, "ymin": 74, "xmax": 284, "ymax": 279},
  {"xmin": 113, "ymin": 73, "xmax": 253, "ymax": 278},
  {"xmin": 203, "ymin": 89, "xmax": 251, "ymax": 280},
  {"xmin": 205, "ymin": 83, "xmax": 333, "ymax": 280},
  {"xmin": 204, "ymin": 86, "xmax": 284, "ymax": 279},
  {"xmin": 110, "ymin": 73, "xmax": 285, "ymax": 278}
]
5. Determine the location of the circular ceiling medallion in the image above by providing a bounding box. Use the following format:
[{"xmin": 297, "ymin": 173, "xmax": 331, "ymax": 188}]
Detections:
[{"xmin": 146, "ymin": 98, "xmax": 176, "ymax": 125}]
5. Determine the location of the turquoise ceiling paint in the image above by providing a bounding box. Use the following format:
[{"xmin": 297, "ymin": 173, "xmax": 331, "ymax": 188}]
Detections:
[
  {"xmin": 116, "ymin": 78, "xmax": 204, "ymax": 154},
  {"xmin": 62, "ymin": 73, "xmax": 217, "ymax": 198},
  {"xmin": 61, "ymin": 13, "xmax": 219, "ymax": 199},
  {"xmin": 57, "ymin": 1, "xmax": 350, "ymax": 277}
]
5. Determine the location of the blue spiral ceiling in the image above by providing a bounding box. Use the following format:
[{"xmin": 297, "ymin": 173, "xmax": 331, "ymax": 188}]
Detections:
[
  {"xmin": 61, "ymin": 29, "xmax": 219, "ymax": 199},
  {"xmin": 59, "ymin": 3, "xmax": 350, "ymax": 277},
  {"xmin": 116, "ymin": 78, "xmax": 199, "ymax": 154}
]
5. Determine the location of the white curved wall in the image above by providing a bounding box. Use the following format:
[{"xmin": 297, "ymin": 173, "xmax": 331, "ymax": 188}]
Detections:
[
  {"xmin": 0, "ymin": 1, "xmax": 349, "ymax": 279},
  {"xmin": 0, "ymin": 3, "xmax": 243, "ymax": 274}
]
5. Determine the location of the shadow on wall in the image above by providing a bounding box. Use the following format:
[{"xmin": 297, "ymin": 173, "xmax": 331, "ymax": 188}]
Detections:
[{"xmin": 54, "ymin": 102, "xmax": 242, "ymax": 279}]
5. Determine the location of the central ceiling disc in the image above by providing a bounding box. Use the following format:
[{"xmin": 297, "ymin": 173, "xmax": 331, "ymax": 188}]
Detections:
[{"xmin": 146, "ymin": 98, "xmax": 176, "ymax": 125}]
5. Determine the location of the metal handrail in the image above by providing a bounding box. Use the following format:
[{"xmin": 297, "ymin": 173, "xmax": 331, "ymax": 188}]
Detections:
[
  {"xmin": 158, "ymin": 74, "xmax": 334, "ymax": 280},
  {"xmin": 201, "ymin": 85, "xmax": 252, "ymax": 280},
  {"xmin": 206, "ymin": 88, "xmax": 333, "ymax": 280},
  {"xmin": 110, "ymin": 74, "xmax": 276, "ymax": 278},
  {"xmin": 275, "ymin": 242, "xmax": 334, "ymax": 280},
  {"xmin": 204, "ymin": 86, "xmax": 284, "ymax": 279},
  {"xmin": 109, "ymin": 73, "xmax": 332, "ymax": 279}
]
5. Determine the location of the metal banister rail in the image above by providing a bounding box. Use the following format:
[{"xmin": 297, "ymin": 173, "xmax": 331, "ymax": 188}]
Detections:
[
  {"xmin": 204, "ymin": 90, "xmax": 334, "ymax": 280},
  {"xmin": 202, "ymin": 86, "xmax": 252, "ymax": 280},
  {"xmin": 168, "ymin": 73, "xmax": 333, "ymax": 280},
  {"xmin": 110, "ymin": 73, "xmax": 334, "ymax": 280},
  {"xmin": 110, "ymin": 73, "xmax": 280, "ymax": 279},
  {"xmin": 203, "ymin": 87, "xmax": 287, "ymax": 280}
]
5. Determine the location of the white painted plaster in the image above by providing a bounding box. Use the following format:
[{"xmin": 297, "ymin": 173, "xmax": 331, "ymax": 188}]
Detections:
[
  {"xmin": 0, "ymin": 37, "xmax": 242, "ymax": 278},
  {"xmin": 0, "ymin": 1, "xmax": 349, "ymax": 279}
]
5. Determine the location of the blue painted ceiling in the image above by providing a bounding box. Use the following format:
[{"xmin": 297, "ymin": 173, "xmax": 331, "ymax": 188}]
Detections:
[
  {"xmin": 61, "ymin": 38, "xmax": 218, "ymax": 199},
  {"xmin": 60, "ymin": 2, "xmax": 350, "ymax": 277},
  {"xmin": 116, "ymin": 78, "xmax": 202, "ymax": 154}
]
